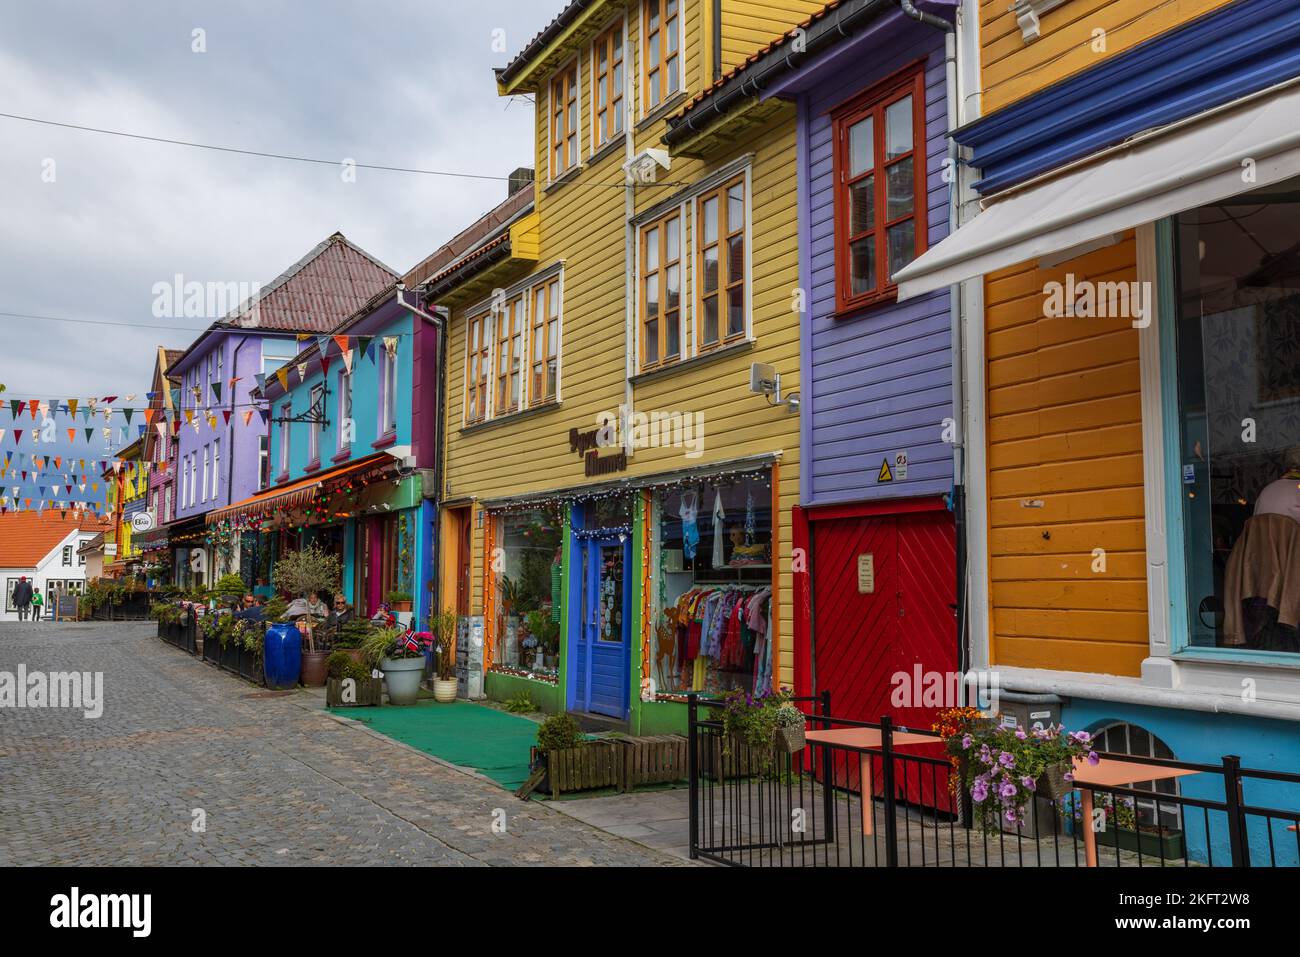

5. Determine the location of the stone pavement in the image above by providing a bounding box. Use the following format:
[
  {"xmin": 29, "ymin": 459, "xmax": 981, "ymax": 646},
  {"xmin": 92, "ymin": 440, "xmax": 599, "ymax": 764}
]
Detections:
[{"xmin": 0, "ymin": 622, "xmax": 683, "ymax": 866}]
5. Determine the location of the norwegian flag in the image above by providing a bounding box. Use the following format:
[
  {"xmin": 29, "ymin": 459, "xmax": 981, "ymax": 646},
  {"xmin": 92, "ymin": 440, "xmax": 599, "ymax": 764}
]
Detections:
[{"xmin": 398, "ymin": 623, "xmax": 422, "ymax": 654}]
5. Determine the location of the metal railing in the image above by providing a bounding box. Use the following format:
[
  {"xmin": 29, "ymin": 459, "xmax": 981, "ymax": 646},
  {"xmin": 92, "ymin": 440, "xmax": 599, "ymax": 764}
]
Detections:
[{"xmin": 686, "ymin": 693, "xmax": 1300, "ymax": 867}]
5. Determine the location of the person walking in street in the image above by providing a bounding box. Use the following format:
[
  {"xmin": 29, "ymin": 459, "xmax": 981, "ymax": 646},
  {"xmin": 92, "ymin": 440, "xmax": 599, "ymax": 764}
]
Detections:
[
  {"xmin": 30, "ymin": 587, "xmax": 44, "ymax": 622},
  {"xmin": 12, "ymin": 577, "xmax": 33, "ymax": 621}
]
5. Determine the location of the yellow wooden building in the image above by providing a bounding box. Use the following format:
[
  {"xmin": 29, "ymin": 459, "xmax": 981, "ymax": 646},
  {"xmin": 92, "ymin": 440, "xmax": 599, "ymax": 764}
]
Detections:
[{"xmin": 406, "ymin": 0, "xmax": 821, "ymax": 731}]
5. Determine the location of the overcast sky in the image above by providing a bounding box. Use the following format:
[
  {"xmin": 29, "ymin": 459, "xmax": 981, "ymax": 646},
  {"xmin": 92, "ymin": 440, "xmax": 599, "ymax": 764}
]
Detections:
[{"xmin": 0, "ymin": 0, "xmax": 553, "ymax": 510}]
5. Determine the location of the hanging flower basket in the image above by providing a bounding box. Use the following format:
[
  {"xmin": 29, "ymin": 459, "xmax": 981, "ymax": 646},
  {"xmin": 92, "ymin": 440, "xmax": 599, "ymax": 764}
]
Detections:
[{"xmin": 1036, "ymin": 761, "xmax": 1076, "ymax": 801}]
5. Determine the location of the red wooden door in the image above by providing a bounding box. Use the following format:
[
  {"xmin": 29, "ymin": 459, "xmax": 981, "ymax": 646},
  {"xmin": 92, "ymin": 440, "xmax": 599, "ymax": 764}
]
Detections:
[{"xmin": 812, "ymin": 506, "xmax": 957, "ymax": 812}]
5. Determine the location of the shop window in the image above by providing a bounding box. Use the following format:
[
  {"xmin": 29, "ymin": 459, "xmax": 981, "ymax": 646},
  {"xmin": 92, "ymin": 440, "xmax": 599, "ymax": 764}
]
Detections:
[
  {"xmin": 494, "ymin": 296, "xmax": 525, "ymax": 415},
  {"xmin": 650, "ymin": 470, "xmax": 774, "ymax": 696},
  {"xmin": 1173, "ymin": 190, "xmax": 1300, "ymax": 656},
  {"xmin": 493, "ymin": 508, "xmax": 564, "ymax": 677},
  {"xmin": 1092, "ymin": 722, "xmax": 1182, "ymax": 833},
  {"xmin": 642, "ymin": 0, "xmax": 680, "ymax": 112},
  {"xmin": 592, "ymin": 20, "xmax": 625, "ymax": 150},
  {"xmin": 640, "ymin": 211, "xmax": 683, "ymax": 370},
  {"xmin": 830, "ymin": 64, "xmax": 928, "ymax": 312},
  {"xmin": 696, "ymin": 177, "xmax": 747, "ymax": 352},
  {"xmin": 530, "ymin": 279, "xmax": 560, "ymax": 406},
  {"xmin": 550, "ymin": 59, "xmax": 580, "ymax": 179},
  {"xmin": 465, "ymin": 312, "xmax": 490, "ymax": 424}
]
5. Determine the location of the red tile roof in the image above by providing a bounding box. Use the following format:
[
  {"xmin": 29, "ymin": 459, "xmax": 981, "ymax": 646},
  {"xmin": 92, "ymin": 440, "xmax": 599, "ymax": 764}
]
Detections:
[{"xmin": 0, "ymin": 512, "xmax": 111, "ymax": 569}]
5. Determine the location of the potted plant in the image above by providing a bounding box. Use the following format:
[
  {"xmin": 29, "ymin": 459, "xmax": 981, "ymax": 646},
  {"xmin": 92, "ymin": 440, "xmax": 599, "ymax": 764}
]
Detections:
[
  {"xmin": 272, "ymin": 544, "xmax": 340, "ymax": 684},
  {"xmin": 940, "ymin": 718, "xmax": 1099, "ymax": 830},
  {"xmin": 360, "ymin": 625, "xmax": 427, "ymax": 705},
  {"xmin": 524, "ymin": 609, "xmax": 560, "ymax": 671},
  {"xmin": 211, "ymin": 573, "xmax": 247, "ymax": 610},
  {"xmin": 773, "ymin": 702, "xmax": 807, "ymax": 753},
  {"xmin": 386, "ymin": 589, "xmax": 413, "ymax": 613},
  {"xmin": 325, "ymin": 650, "xmax": 383, "ymax": 707},
  {"xmin": 713, "ymin": 689, "xmax": 789, "ymax": 775},
  {"xmin": 517, "ymin": 714, "xmax": 619, "ymax": 798},
  {"xmin": 429, "ymin": 608, "xmax": 459, "ymax": 702},
  {"xmin": 333, "ymin": 619, "xmax": 374, "ymax": 665}
]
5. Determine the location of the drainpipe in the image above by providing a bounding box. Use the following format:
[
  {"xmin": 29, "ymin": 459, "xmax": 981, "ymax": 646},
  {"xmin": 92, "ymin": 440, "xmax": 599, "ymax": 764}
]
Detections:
[{"xmin": 893, "ymin": 1, "xmax": 968, "ymax": 674}]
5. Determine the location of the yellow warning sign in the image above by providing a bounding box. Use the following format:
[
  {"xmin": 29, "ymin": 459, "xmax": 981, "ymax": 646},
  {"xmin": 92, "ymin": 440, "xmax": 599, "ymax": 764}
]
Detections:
[{"xmin": 878, "ymin": 458, "xmax": 893, "ymax": 482}]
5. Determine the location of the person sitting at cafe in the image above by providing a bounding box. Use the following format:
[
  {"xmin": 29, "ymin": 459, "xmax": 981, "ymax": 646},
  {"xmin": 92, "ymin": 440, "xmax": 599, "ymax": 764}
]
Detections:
[{"xmin": 332, "ymin": 592, "xmax": 353, "ymax": 625}]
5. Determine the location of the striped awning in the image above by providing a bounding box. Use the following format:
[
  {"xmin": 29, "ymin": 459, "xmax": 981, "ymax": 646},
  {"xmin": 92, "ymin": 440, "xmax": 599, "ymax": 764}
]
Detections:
[{"xmin": 204, "ymin": 453, "xmax": 392, "ymax": 526}]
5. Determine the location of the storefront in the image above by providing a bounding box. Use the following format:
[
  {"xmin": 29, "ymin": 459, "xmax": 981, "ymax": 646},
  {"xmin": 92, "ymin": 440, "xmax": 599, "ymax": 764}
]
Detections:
[{"xmin": 479, "ymin": 458, "xmax": 780, "ymax": 732}]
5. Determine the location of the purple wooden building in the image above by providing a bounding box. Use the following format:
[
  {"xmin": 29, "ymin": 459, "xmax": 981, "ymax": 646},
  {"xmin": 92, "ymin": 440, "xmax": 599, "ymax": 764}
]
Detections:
[
  {"xmin": 165, "ymin": 232, "xmax": 398, "ymax": 585},
  {"xmin": 708, "ymin": 0, "xmax": 961, "ymax": 728}
]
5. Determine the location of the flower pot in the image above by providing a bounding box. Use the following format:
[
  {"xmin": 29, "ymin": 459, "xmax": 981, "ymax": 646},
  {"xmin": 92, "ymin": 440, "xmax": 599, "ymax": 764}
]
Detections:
[
  {"xmin": 381, "ymin": 656, "xmax": 425, "ymax": 705},
  {"xmin": 432, "ymin": 677, "xmax": 458, "ymax": 703},
  {"xmin": 1036, "ymin": 761, "xmax": 1075, "ymax": 801},
  {"xmin": 263, "ymin": 623, "xmax": 302, "ymax": 690},
  {"xmin": 300, "ymin": 650, "xmax": 329, "ymax": 687},
  {"xmin": 391, "ymin": 601, "xmax": 412, "ymax": 613},
  {"xmin": 775, "ymin": 723, "xmax": 806, "ymax": 753}
]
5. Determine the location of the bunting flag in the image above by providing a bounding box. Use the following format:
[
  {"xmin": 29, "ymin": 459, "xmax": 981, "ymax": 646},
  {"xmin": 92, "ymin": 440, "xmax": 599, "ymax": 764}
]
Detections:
[
  {"xmin": 211, "ymin": 382, "xmax": 222, "ymax": 403},
  {"xmin": 207, "ymin": 414, "xmax": 217, "ymax": 430},
  {"xmin": 275, "ymin": 368, "xmax": 289, "ymax": 392},
  {"xmin": 125, "ymin": 394, "xmax": 136, "ymax": 403},
  {"xmin": 27, "ymin": 399, "xmax": 38, "ymax": 420},
  {"xmin": 38, "ymin": 401, "xmax": 49, "ymax": 418},
  {"xmin": 296, "ymin": 362, "xmax": 308, "ymax": 382},
  {"xmin": 123, "ymin": 408, "xmax": 134, "ymax": 425},
  {"xmin": 68, "ymin": 398, "xmax": 78, "ymax": 418},
  {"xmin": 383, "ymin": 336, "xmax": 398, "ymax": 358},
  {"xmin": 0, "ymin": 430, "xmax": 4, "ymax": 445},
  {"xmin": 360, "ymin": 336, "xmax": 376, "ymax": 362},
  {"xmin": 102, "ymin": 427, "xmax": 111, "ymax": 442},
  {"xmin": 12, "ymin": 430, "xmax": 21, "ymax": 443},
  {"xmin": 320, "ymin": 354, "xmax": 331, "ymax": 377},
  {"xmin": 341, "ymin": 344, "xmax": 354, "ymax": 375},
  {"xmin": 296, "ymin": 333, "xmax": 311, "ymax": 341},
  {"xmin": 243, "ymin": 410, "xmax": 254, "ymax": 426},
  {"xmin": 184, "ymin": 409, "xmax": 194, "ymax": 425},
  {"xmin": 155, "ymin": 422, "xmax": 167, "ymax": 440},
  {"xmin": 316, "ymin": 335, "xmax": 331, "ymax": 357},
  {"xmin": 254, "ymin": 373, "xmax": 267, "ymax": 393},
  {"xmin": 222, "ymin": 410, "xmax": 232, "ymax": 425},
  {"xmin": 54, "ymin": 456, "xmax": 61, "ymax": 469},
  {"xmin": 143, "ymin": 408, "xmax": 155, "ymax": 426},
  {"xmin": 66, "ymin": 428, "xmax": 75, "ymax": 443},
  {"xmin": 8, "ymin": 399, "xmax": 21, "ymax": 417},
  {"xmin": 84, "ymin": 428, "xmax": 93, "ymax": 442}
]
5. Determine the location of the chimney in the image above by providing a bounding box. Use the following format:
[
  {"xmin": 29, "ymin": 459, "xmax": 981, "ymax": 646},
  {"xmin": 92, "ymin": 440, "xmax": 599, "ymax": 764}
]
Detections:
[{"xmin": 507, "ymin": 167, "xmax": 535, "ymax": 197}]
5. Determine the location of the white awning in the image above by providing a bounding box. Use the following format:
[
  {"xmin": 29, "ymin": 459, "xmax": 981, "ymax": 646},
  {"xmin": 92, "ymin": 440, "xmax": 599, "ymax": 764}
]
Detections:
[{"xmin": 895, "ymin": 80, "xmax": 1300, "ymax": 300}]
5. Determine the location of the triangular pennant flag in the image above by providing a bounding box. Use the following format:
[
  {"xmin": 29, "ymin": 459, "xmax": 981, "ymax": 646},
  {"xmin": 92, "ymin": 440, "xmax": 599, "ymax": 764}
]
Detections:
[
  {"xmin": 84, "ymin": 428, "xmax": 93, "ymax": 442},
  {"xmin": 276, "ymin": 368, "xmax": 289, "ymax": 391},
  {"xmin": 242, "ymin": 410, "xmax": 254, "ymax": 426},
  {"xmin": 333, "ymin": 334, "xmax": 350, "ymax": 356},
  {"xmin": 383, "ymin": 336, "xmax": 398, "ymax": 358},
  {"xmin": 254, "ymin": 373, "xmax": 267, "ymax": 393},
  {"xmin": 184, "ymin": 409, "xmax": 193, "ymax": 425},
  {"xmin": 316, "ymin": 336, "xmax": 331, "ymax": 357},
  {"xmin": 103, "ymin": 395, "xmax": 117, "ymax": 404},
  {"xmin": 360, "ymin": 337, "xmax": 376, "ymax": 362},
  {"xmin": 27, "ymin": 399, "xmax": 39, "ymax": 420},
  {"xmin": 38, "ymin": 401, "xmax": 49, "ymax": 418},
  {"xmin": 68, "ymin": 398, "xmax": 78, "ymax": 417},
  {"xmin": 13, "ymin": 430, "xmax": 21, "ymax": 443},
  {"xmin": 320, "ymin": 354, "xmax": 331, "ymax": 377},
  {"xmin": 211, "ymin": 382, "xmax": 222, "ymax": 403},
  {"xmin": 123, "ymin": 408, "xmax": 134, "ymax": 425},
  {"xmin": 143, "ymin": 408, "xmax": 156, "ymax": 426},
  {"xmin": 297, "ymin": 362, "xmax": 308, "ymax": 382},
  {"xmin": 8, "ymin": 399, "xmax": 21, "ymax": 417},
  {"xmin": 66, "ymin": 428, "xmax": 75, "ymax": 443},
  {"xmin": 222, "ymin": 410, "xmax": 232, "ymax": 425}
]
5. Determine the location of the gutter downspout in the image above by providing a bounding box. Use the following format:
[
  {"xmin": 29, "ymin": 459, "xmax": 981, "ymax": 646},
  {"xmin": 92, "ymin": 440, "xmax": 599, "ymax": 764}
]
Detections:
[{"xmin": 895, "ymin": 2, "xmax": 970, "ymax": 676}]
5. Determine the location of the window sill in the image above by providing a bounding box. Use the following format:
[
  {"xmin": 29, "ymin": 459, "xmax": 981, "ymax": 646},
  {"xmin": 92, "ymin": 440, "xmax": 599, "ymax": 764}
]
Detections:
[
  {"xmin": 631, "ymin": 338, "xmax": 754, "ymax": 386},
  {"xmin": 587, "ymin": 136, "xmax": 625, "ymax": 169},
  {"xmin": 637, "ymin": 90, "xmax": 689, "ymax": 132},
  {"xmin": 460, "ymin": 400, "xmax": 562, "ymax": 436},
  {"xmin": 303, "ymin": 460, "xmax": 321, "ymax": 474},
  {"xmin": 834, "ymin": 288, "xmax": 902, "ymax": 319},
  {"xmin": 274, "ymin": 472, "xmax": 290, "ymax": 486},
  {"xmin": 331, "ymin": 447, "xmax": 352, "ymax": 464},
  {"xmin": 371, "ymin": 432, "xmax": 397, "ymax": 451},
  {"xmin": 544, "ymin": 164, "xmax": 585, "ymax": 195}
]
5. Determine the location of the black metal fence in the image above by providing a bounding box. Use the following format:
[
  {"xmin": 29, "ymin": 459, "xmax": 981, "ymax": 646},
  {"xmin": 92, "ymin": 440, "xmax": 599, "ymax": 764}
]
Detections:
[{"xmin": 686, "ymin": 693, "xmax": 1300, "ymax": 867}]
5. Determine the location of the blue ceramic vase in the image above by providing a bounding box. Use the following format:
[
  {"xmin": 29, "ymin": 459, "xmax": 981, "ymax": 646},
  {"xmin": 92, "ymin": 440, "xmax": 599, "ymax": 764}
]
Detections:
[{"xmin": 263, "ymin": 623, "xmax": 302, "ymax": 690}]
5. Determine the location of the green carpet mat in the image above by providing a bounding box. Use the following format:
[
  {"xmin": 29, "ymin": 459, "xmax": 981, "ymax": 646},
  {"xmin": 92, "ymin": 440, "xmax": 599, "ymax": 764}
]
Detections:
[{"xmin": 332, "ymin": 700, "xmax": 537, "ymax": 791}]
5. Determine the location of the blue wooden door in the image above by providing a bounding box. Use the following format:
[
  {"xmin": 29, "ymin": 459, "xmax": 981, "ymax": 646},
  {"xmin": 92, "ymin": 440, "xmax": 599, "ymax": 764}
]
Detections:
[{"xmin": 579, "ymin": 537, "xmax": 631, "ymax": 718}]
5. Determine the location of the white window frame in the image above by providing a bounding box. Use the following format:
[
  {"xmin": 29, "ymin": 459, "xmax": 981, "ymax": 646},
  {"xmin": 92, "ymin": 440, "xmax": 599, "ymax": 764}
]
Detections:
[
  {"xmin": 548, "ymin": 55, "xmax": 582, "ymax": 183},
  {"xmin": 62, "ymin": 545, "xmax": 72, "ymax": 566},
  {"xmin": 589, "ymin": 17, "xmax": 627, "ymax": 155},
  {"xmin": 337, "ymin": 369, "xmax": 352, "ymax": 454},
  {"xmin": 201, "ymin": 446, "xmax": 209, "ymax": 503},
  {"xmin": 308, "ymin": 383, "xmax": 324, "ymax": 464},
  {"xmin": 279, "ymin": 404, "xmax": 292, "ymax": 477},
  {"xmin": 211, "ymin": 437, "xmax": 220, "ymax": 500},
  {"xmin": 379, "ymin": 347, "xmax": 398, "ymax": 436},
  {"xmin": 632, "ymin": 159, "xmax": 754, "ymax": 375}
]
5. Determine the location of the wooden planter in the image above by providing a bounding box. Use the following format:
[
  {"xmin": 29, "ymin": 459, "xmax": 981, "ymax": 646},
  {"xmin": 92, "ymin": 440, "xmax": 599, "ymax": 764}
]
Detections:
[
  {"xmin": 326, "ymin": 677, "xmax": 384, "ymax": 708},
  {"xmin": 535, "ymin": 741, "xmax": 621, "ymax": 796},
  {"xmin": 699, "ymin": 733, "xmax": 761, "ymax": 781},
  {"xmin": 1097, "ymin": 825, "xmax": 1186, "ymax": 860},
  {"xmin": 619, "ymin": 735, "xmax": 688, "ymax": 790}
]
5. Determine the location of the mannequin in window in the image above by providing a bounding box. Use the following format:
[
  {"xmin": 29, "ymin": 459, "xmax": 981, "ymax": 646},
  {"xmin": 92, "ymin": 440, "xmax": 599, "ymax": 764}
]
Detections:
[{"xmin": 1254, "ymin": 446, "xmax": 1300, "ymax": 523}]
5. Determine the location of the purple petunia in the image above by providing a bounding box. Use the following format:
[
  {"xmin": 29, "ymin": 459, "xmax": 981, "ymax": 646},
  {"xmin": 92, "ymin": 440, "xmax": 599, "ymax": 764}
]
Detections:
[
  {"xmin": 1087, "ymin": 751, "xmax": 1100, "ymax": 766},
  {"xmin": 971, "ymin": 781, "xmax": 989, "ymax": 803}
]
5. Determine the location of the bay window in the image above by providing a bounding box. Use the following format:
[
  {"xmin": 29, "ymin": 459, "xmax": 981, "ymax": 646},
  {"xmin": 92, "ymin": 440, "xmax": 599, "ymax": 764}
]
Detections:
[{"xmin": 831, "ymin": 64, "xmax": 927, "ymax": 312}]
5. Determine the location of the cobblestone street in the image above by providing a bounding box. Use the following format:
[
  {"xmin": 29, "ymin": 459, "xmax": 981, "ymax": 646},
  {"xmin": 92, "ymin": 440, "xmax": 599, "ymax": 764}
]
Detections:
[{"xmin": 0, "ymin": 622, "xmax": 681, "ymax": 866}]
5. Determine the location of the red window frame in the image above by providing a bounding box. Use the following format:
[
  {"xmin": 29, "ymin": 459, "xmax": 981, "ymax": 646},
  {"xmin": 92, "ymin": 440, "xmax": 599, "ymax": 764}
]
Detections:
[{"xmin": 830, "ymin": 61, "xmax": 928, "ymax": 314}]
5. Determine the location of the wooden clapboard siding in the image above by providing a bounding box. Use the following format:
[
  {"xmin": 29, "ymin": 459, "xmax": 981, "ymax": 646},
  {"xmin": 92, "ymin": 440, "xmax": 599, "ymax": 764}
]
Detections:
[
  {"xmin": 983, "ymin": 234, "xmax": 1148, "ymax": 676},
  {"xmin": 978, "ymin": 0, "xmax": 1237, "ymax": 114},
  {"xmin": 804, "ymin": 24, "xmax": 952, "ymax": 506},
  {"xmin": 719, "ymin": 0, "xmax": 828, "ymax": 72},
  {"xmin": 443, "ymin": 0, "xmax": 810, "ymax": 686}
]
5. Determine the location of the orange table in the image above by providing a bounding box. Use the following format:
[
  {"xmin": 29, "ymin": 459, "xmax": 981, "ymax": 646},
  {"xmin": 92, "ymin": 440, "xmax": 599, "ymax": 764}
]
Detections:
[
  {"xmin": 804, "ymin": 727, "xmax": 940, "ymax": 835},
  {"xmin": 1070, "ymin": 757, "xmax": 1202, "ymax": 866}
]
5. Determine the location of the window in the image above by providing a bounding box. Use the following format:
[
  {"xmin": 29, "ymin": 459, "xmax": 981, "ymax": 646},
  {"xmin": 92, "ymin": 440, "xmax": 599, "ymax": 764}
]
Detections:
[
  {"xmin": 531, "ymin": 279, "xmax": 561, "ymax": 405},
  {"xmin": 189, "ymin": 455, "xmax": 196, "ymax": 507},
  {"xmin": 831, "ymin": 64, "xmax": 927, "ymax": 311},
  {"xmin": 278, "ymin": 405, "xmax": 291, "ymax": 477},
  {"xmin": 592, "ymin": 21, "xmax": 624, "ymax": 149},
  {"xmin": 258, "ymin": 436, "xmax": 269, "ymax": 491},
  {"xmin": 640, "ymin": 211, "xmax": 683, "ymax": 368},
  {"xmin": 216, "ymin": 348, "xmax": 223, "ymax": 394},
  {"xmin": 642, "ymin": 0, "xmax": 680, "ymax": 112},
  {"xmin": 379, "ymin": 344, "xmax": 398, "ymax": 436},
  {"xmin": 164, "ymin": 486, "xmax": 172, "ymax": 524},
  {"xmin": 261, "ymin": 338, "xmax": 297, "ymax": 377},
  {"xmin": 1093, "ymin": 723, "xmax": 1183, "ymax": 835},
  {"xmin": 337, "ymin": 369, "xmax": 352, "ymax": 453},
  {"xmin": 495, "ymin": 296, "xmax": 525, "ymax": 414},
  {"xmin": 211, "ymin": 438, "xmax": 220, "ymax": 500},
  {"xmin": 308, "ymin": 384, "xmax": 324, "ymax": 464},
  {"xmin": 1173, "ymin": 190, "xmax": 1300, "ymax": 656},
  {"xmin": 491, "ymin": 507, "xmax": 564, "ymax": 677},
  {"xmin": 465, "ymin": 313, "xmax": 490, "ymax": 424},
  {"xmin": 550, "ymin": 60, "xmax": 580, "ymax": 178},
  {"xmin": 62, "ymin": 545, "xmax": 72, "ymax": 566},
  {"xmin": 696, "ymin": 177, "xmax": 747, "ymax": 351},
  {"xmin": 201, "ymin": 446, "xmax": 209, "ymax": 502}
]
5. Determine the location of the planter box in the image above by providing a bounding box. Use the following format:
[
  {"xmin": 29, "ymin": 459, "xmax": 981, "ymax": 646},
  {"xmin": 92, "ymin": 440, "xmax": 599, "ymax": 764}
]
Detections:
[
  {"xmin": 1097, "ymin": 825, "xmax": 1185, "ymax": 860},
  {"xmin": 699, "ymin": 733, "xmax": 761, "ymax": 781},
  {"xmin": 534, "ymin": 741, "xmax": 622, "ymax": 796},
  {"xmin": 618, "ymin": 735, "xmax": 688, "ymax": 790},
  {"xmin": 326, "ymin": 677, "xmax": 384, "ymax": 707}
]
